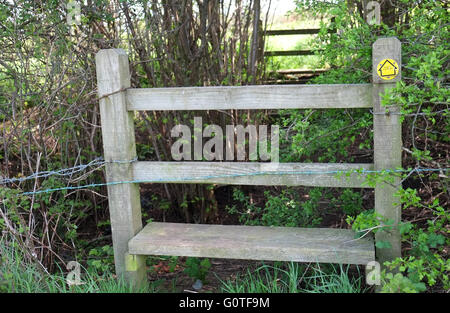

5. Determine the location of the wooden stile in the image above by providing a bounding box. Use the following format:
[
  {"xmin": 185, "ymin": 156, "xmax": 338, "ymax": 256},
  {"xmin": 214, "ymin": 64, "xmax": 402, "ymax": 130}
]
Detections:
[{"xmin": 96, "ymin": 37, "xmax": 402, "ymax": 287}]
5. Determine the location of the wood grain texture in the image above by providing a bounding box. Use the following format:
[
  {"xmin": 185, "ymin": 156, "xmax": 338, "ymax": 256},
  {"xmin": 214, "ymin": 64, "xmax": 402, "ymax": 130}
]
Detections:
[
  {"xmin": 126, "ymin": 84, "xmax": 373, "ymax": 111},
  {"xmin": 96, "ymin": 49, "xmax": 145, "ymax": 284},
  {"xmin": 372, "ymin": 37, "xmax": 402, "ymax": 262},
  {"xmin": 128, "ymin": 222, "xmax": 375, "ymax": 265},
  {"xmin": 132, "ymin": 162, "xmax": 375, "ymax": 188}
]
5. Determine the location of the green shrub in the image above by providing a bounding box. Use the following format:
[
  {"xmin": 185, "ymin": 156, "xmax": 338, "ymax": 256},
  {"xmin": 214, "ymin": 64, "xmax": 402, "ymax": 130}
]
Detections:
[
  {"xmin": 87, "ymin": 245, "xmax": 115, "ymax": 274},
  {"xmin": 226, "ymin": 187, "xmax": 323, "ymax": 227},
  {"xmin": 183, "ymin": 257, "xmax": 211, "ymax": 282}
]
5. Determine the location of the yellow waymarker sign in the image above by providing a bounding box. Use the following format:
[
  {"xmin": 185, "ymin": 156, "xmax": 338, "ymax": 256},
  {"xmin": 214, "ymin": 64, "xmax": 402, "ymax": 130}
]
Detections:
[{"xmin": 377, "ymin": 59, "xmax": 399, "ymax": 80}]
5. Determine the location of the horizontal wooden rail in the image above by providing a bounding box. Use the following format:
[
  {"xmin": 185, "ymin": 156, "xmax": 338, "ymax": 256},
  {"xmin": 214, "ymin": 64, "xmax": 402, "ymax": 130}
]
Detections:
[
  {"xmin": 126, "ymin": 84, "xmax": 373, "ymax": 111},
  {"xmin": 264, "ymin": 79, "xmax": 315, "ymax": 85},
  {"xmin": 270, "ymin": 69, "xmax": 328, "ymax": 75},
  {"xmin": 132, "ymin": 162, "xmax": 374, "ymax": 188},
  {"xmin": 264, "ymin": 50, "xmax": 321, "ymax": 57},
  {"xmin": 265, "ymin": 28, "xmax": 336, "ymax": 36}
]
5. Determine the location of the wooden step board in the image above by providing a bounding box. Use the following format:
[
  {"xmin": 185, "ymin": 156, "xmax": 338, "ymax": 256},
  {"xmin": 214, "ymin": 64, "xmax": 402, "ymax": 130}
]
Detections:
[{"xmin": 128, "ymin": 222, "xmax": 374, "ymax": 265}]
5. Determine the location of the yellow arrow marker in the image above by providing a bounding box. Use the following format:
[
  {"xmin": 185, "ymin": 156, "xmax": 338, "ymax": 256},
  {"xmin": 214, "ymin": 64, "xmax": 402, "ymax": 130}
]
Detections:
[{"xmin": 377, "ymin": 58, "xmax": 399, "ymax": 80}]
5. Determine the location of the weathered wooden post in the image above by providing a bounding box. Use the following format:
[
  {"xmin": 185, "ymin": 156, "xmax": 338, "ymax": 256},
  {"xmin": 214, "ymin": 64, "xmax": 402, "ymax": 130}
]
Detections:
[
  {"xmin": 372, "ymin": 37, "xmax": 402, "ymax": 264},
  {"xmin": 96, "ymin": 49, "xmax": 146, "ymax": 286}
]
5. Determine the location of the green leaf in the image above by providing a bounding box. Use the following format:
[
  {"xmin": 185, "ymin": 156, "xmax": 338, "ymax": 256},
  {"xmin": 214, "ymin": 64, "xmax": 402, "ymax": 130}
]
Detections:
[
  {"xmin": 427, "ymin": 233, "xmax": 445, "ymax": 248},
  {"xmin": 376, "ymin": 241, "xmax": 392, "ymax": 249},
  {"xmin": 399, "ymin": 222, "xmax": 413, "ymax": 235}
]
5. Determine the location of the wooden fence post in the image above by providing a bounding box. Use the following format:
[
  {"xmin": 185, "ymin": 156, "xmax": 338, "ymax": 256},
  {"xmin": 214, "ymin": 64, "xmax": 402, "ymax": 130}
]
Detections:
[
  {"xmin": 95, "ymin": 49, "xmax": 146, "ymax": 286},
  {"xmin": 372, "ymin": 37, "xmax": 402, "ymax": 264}
]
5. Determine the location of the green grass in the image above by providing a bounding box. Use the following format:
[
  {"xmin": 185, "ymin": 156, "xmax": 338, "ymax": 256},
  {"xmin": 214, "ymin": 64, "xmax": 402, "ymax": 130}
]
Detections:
[
  {"xmin": 301, "ymin": 263, "xmax": 366, "ymax": 293},
  {"xmin": 218, "ymin": 262, "xmax": 301, "ymax": 293},
  {"xmin": 0, "ymin": 240, "xmax": 158, "ymax": 293},
  {"xmin": 218, "ymin": 262, "xmax": 366, "ymax": 293},
  {"xmin": 1, "ymin": 239, "xmax": 366, "ymax": 293}
]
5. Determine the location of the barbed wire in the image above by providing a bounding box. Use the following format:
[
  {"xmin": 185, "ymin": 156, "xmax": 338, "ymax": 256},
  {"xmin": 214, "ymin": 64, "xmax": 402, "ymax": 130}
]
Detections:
[
  {"xmin": 0, "ymin": 158, "xmax": 104, "ymax": 184},
  {"xmin": 0, "ymin": 102, "xmax": 448, "ymax": 192},
  {"xmin": 12, "ymin": 166, "xmax": 449, "ymax": 196},
  {"xmin": 0, "ymin": 157, "xmax": 138, "ymax": 185},
  {"xmin": 369, "ymin": 109, "xmax": 448, "ymax": 116},
  {"xmin": 1, "ymin": 154, "xmax": 448, "ymax": 191}
]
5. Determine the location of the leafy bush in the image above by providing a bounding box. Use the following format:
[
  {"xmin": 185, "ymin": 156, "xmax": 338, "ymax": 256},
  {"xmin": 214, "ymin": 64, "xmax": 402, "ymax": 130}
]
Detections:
[
  {"xmin": 87, "ymin": 245, "xmax": 115, "ymax": 274},
  {"xmin": 183, "ymin": 257, "xmax": 211, "ymax": 282},
  {"xmin": 332, "ymin": 188, "xmax": 364, "ymax": 216},
  {"xmin": 382, "ymin": 191, "xmax": 449, "ymax": 291},
  {"xmin": 226, "ymin": 188, "xmax": 323, "ymax": 227},
  {"xmin": 347, "ymin": 186, "xmax": 449, "ymax": 291},
  {"xmin": 293, "ymin": 0, "xmax": 448, "ymax": 292}
]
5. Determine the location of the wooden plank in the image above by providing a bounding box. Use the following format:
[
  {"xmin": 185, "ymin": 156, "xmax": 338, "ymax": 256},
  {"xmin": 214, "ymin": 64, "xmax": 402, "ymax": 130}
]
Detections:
[
  {"xmin": 129, "ymin": 222, "xmax": 375, "ymax": 265},
  {"xmin": 264, "ymin": 79, "xmax": 315, "ymax": 85},
  {"xmin": 266, "ymin": 28, "xmax": 321, "ymax": 35},
  {"xmin": 372, "ymin": 37, "xmax": 402, "ymax": 263},
  {"xmin": 127, "ymin": 84, "xmax": 373, "ymax": 111},
  {"xmin": 264, "ymin": 50, "xmax": 319, "ymax": 56},
  {"xmin": 272, "ymin": 69, "xmax": 328, "ymax": 75},
  {"xmin": 132, "ymin": 162, "xmax": 374, "ymax": 188},
  {"xmin": 96, "ymin": 49, "xmax": 146, "ymax": 286},
  {"xmin": 265, "ymin": 28, "xmax": 336, "ymax": 35}
]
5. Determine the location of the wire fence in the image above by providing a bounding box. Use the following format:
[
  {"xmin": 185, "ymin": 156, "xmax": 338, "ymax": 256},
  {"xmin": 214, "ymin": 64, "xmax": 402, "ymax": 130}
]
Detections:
[
  {"xmin": 0, "ymin": 157, "xmax": 448, "ymax": 196},
  {"xmin": 369, "ymin": 109, "xmax": 449, "ymax": 116},
  {"xmin": 0, "ymin": 100, "xmax": 448, "ymax": 196},
  {"xmin": 0, "ymin": 158, "xmax": 105, "ymax": 184}
]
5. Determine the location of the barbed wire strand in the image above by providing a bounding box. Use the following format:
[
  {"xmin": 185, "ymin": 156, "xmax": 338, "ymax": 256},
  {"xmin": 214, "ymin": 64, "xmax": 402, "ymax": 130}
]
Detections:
[
  {"xmin": 370, "ymin": 109, "xmax": 448, "ymax": 116},
  {"xmin": 1, "ymin": 155, "xmax": 448, "ymax": 195},
  {"xmin": 15, "ymin": 167, "xmax": 449, "ymax": 196},
  {"xmin": 0, "ymin": 157, "xmax": 138, "ymax": 185}
]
